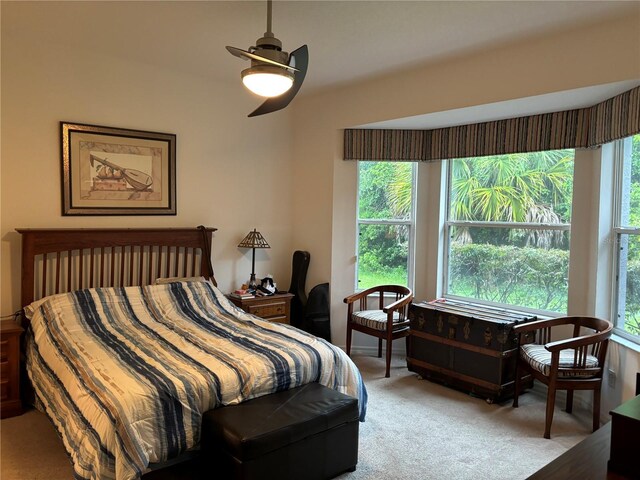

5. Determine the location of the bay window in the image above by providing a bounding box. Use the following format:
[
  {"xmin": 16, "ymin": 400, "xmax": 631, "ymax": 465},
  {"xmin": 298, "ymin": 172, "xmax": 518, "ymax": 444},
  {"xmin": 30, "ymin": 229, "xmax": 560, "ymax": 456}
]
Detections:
[
  {"xmin": 613, "ymin": 133, "xmax": 640, "ymax": 342},
  {"xmin": 356, "ymin": 161, "xmax": 416, "ymax": 290},
  {"xmin": 444, "ymin": 150, "xmax": 575, "ymax": 313}
]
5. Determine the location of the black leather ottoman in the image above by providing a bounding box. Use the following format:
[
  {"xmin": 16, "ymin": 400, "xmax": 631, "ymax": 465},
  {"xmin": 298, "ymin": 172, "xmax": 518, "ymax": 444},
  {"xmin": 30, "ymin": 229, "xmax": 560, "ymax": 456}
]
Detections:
[{"xmin": 201, "ymin": 382, "xmax": 359, "ymax": 480}]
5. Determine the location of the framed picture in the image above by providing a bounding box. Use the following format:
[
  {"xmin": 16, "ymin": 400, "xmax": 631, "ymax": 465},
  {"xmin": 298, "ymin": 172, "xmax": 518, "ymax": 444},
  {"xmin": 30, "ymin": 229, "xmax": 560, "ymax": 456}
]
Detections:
[{"xmin": 61, "ymin": 122, "xmax": 176, "ymax": 215}]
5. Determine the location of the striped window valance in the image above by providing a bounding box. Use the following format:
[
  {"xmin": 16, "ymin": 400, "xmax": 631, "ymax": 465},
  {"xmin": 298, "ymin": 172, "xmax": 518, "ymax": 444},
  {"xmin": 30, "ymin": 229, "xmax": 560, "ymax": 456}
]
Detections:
[
  {"xmin": 344, "ymin": 86, "xmax": 640, "ymax": 161},
  {"xmin": 589, "ymin": 87, "xmax": 640, "ymax": 146}
]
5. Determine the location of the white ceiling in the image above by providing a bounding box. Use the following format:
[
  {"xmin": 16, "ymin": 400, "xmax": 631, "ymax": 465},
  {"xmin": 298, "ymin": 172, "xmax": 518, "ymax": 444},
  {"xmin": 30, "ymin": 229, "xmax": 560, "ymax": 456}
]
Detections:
[
  {"xmin": 4, "ymin": 1, "xmax": 638, "ymax": 94},
  {"xmin": 3, "ymin": 1, "xmax": 639, "ymax": 127}
]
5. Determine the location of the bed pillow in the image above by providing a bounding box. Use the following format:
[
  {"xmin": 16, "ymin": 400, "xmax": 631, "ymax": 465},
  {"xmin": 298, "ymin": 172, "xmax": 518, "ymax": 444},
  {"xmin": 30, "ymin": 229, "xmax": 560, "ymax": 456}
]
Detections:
[
  {"xmin": 23, "ymin": 294, "xmax": 66, "ymax": 320},
  {"xmin": 25, "ymin": 278, "xmax": 210, "ymax": 319}
]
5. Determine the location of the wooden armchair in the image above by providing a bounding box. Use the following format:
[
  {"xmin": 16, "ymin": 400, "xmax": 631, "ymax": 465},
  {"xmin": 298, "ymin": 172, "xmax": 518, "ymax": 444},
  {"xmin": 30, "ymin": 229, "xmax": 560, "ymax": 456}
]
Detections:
[
  {"xmin": 512, "ymin": 316, "xmax": 613, "ymax": 439},
  {"xmin": 344, "ymin": 285, "xmax": 413, "ymax": 378}
]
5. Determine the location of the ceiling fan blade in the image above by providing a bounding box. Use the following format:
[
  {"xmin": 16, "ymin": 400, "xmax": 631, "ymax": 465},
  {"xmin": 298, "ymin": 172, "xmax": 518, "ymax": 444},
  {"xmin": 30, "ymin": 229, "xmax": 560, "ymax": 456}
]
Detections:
[
  {"xmin": 226, "ymin": 46, "xmax": 249, "ymax": 60},
  {"xmin": 226, "ymin": 46, "xmax": 299, "ymax": 72},
  {"xmin": 248, "ymin": 45, "xmax": 308, "ymax": 117}
]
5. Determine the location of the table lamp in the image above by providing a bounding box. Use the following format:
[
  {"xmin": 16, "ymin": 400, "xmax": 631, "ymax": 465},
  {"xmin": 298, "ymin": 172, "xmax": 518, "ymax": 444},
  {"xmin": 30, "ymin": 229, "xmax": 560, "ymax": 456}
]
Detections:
[{"xmin": 238, "ymin": 229, "xmax": 270, "ymax": 289}]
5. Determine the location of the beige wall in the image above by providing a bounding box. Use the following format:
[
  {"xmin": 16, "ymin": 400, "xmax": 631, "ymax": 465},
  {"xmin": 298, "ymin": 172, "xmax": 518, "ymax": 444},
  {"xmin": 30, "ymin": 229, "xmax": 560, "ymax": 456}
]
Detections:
[
  {"xmin": 1, "ymin": 14, "xmax": 295, "ymax": 314},
  {"xmin": 290, "ymin": 13, "xmax": 640, "ymax": 402}
]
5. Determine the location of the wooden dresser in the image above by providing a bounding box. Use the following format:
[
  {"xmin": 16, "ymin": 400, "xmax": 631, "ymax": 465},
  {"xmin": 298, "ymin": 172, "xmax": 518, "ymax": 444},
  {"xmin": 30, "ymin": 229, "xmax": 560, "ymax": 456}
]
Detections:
[
  {"xmin": 1, "ymin": 320, "xmax": 23, "ymax": 418},
  {"xmin": 527, "ymin": 422, "xmax": 627, "ymax": 479},
  {"xmin": 227, "ymin": 292, "xmax": 294, "ymax": 324},
  {"xmin": 608, "ymin": 394, "xmax": 640, "ymax": 477}
]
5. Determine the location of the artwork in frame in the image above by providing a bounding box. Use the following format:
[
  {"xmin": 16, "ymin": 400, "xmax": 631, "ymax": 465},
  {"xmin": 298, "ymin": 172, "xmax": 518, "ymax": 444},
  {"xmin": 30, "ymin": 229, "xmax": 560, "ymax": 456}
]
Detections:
[{"xmin": 61, "ymin": 122, "xmax": 176, "ymax": 215}]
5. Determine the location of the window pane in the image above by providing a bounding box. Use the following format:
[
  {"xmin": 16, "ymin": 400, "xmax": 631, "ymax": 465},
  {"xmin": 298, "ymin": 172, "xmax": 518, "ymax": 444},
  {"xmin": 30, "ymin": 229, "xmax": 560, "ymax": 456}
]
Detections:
[
  {"xmin": 617, "ymin": 233, "xmax": 640, "ymax": 336},
  {"xmin": 447, "ymin": 226, "xmax": 569, "ymax": 312},
  {"xmin": 358, "ymin": 224, "xmax": 409, "ymax": 289},
  {"xmin": 358, "ymin": 161, "xmax": 413, "ymax": 220},
  {"xmin": 616, "ymin": 134, "xmax": 640, "ymax": 339},
  {"xmin": 449, "ymin": 150, "xmax": 574, "ymax": 223},
  {"xmin": 619, "ymin": 134, "xmax": 640, "ymax": 227}
]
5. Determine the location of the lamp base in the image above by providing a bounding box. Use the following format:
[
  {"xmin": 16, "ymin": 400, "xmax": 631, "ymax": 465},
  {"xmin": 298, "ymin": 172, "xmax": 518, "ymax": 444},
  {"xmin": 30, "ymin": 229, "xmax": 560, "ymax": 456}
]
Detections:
[{"xmin": 248, "ymin": 273, "xmax": 258, "ymax": 289}]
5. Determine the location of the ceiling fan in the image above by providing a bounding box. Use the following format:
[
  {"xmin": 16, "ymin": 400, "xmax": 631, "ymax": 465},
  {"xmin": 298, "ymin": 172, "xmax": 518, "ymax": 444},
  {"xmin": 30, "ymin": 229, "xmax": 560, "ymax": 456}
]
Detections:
[{"xmin": 226, "ymin": 0, "xmax": 308, "ymax": 117}]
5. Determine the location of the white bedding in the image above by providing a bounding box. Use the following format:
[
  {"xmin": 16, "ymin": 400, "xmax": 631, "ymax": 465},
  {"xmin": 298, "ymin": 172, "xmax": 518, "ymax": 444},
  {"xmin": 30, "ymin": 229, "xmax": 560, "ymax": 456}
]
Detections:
[{"xmin": 26, "ymin": 280, "xmax": 367, "ymax": 480}]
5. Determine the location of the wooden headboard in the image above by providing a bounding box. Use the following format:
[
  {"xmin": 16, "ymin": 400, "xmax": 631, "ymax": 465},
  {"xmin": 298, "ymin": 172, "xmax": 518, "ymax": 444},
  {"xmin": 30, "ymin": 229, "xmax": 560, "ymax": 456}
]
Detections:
[{"xmin": 17, "ymin": 226, "xmax": 217, "ymax": 308}]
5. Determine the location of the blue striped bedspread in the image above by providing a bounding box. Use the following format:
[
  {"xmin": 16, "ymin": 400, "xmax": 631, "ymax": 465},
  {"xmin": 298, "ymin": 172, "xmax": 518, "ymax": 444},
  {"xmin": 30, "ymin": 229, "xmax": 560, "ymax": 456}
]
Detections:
[{"xmin": 25, "ymin": 280, "xmax": 367, "ymax": 480}]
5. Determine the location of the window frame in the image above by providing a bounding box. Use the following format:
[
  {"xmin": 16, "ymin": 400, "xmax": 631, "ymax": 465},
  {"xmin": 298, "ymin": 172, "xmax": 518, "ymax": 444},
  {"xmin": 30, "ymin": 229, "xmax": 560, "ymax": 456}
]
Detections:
[
  {"xmin": 441, "ymin": 154, "xmax": 574, "ymax": 316},
  {"xmin": 612, "ymin": 135, "xmax": 640, "ymax": 344},
  {"xmin": 355, "ymin": 161, "xmax": 417, "ymax": 292}
]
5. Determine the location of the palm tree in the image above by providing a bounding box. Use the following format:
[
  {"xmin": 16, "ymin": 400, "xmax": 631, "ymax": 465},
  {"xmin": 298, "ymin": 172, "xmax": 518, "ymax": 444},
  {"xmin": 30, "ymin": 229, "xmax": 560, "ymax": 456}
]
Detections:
[
  {"xmin": 450, "ymin": 150, "xmax": 574, "ymax": 248},
  {"xmin": 386, "ymin": 162, "xmax": 413, "ymax": 219},
  {"xmin": 382, "ymin": 150, "xmax": 573, "ymax": 248},
  {"xmin": 451, "ymin": 151, "xmax": 572, "ymax": 221}
]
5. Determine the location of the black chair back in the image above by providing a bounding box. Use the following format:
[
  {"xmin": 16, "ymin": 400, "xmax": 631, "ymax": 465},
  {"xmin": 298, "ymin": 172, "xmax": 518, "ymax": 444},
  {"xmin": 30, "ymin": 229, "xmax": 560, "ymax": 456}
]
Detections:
[{"xmin": 305, "ymin": 283, "xmax": 331, "ymax": 342}]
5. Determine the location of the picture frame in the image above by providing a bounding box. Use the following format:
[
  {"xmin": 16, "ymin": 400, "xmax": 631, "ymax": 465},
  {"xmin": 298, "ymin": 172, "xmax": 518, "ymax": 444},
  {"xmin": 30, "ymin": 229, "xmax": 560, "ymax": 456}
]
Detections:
[{"xmin": 61, "ymin": 122, "xmax": 176, "ymax": 215}]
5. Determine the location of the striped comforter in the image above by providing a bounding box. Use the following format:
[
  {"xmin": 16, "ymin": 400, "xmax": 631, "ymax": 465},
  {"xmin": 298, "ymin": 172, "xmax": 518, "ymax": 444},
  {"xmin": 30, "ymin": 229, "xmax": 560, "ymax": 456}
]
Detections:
[{"xmin": 25, "ymin": 280, "xmax": 367, "ymax": 480}]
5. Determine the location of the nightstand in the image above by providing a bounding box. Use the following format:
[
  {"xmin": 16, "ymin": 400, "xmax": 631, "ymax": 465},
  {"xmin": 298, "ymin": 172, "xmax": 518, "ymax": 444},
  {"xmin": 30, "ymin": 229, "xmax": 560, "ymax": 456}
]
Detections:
[
  {"xmin": 1, "ymin": 320, "xmax": 23, "ymax": 418},
  {"xmin": 228, "ymin": 292, "xmax": 294, "ymax": 324}
]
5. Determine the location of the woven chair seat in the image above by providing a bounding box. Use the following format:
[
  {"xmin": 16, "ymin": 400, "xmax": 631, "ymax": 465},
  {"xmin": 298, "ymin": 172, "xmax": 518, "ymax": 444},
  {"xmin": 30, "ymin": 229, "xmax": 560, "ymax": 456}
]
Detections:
[
  {"xmin": 521, "ymin": 344, "xmax": 599, "ymax": 378},
  {"xmin": 351, "ymin": 310, "xmax": 402, "ymax": 331}
]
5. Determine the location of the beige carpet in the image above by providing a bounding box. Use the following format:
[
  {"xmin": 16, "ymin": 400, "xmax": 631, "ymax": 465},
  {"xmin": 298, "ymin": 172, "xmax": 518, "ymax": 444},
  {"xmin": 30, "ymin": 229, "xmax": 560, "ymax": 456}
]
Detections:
[{"xmin": 1, "ymin": 354, "xmax": 593, "ymax": 479}]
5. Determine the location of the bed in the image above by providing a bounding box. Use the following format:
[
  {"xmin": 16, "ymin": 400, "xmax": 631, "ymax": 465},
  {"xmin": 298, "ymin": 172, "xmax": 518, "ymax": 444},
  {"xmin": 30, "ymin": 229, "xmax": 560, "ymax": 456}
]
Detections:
[{"xmin": 18, "ymin": 226, "xmax": 367, "ymax": 480}]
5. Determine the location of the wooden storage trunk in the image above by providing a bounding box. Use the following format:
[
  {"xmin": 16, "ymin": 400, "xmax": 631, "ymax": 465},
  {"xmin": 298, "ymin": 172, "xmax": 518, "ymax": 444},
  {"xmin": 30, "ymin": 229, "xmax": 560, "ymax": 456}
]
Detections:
[{"xmin": 407, "ymin": 299, "xmax": 536, "ymax": 403}]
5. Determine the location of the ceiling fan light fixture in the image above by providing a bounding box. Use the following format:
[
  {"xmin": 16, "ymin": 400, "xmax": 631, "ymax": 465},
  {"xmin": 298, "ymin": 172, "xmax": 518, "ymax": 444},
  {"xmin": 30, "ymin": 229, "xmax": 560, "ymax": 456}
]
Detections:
[
  {"xmin": 241, "ymin": 65, "xmax": 294, "ymax": 98},
  {"xmin": 227, "ymin": 0, "xmax": 308, "ymax": 115}
]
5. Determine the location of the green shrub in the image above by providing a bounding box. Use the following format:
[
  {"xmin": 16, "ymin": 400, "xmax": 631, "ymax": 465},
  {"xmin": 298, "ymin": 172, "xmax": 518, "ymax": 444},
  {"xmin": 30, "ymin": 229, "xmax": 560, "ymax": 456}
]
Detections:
[
  {"xmin": 623, "ymin": 259, "xmax": 640, "ymax": 334},
  {"xmin": 448, "ymin": 243, "xmax": 569, "ymax": 312}
]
